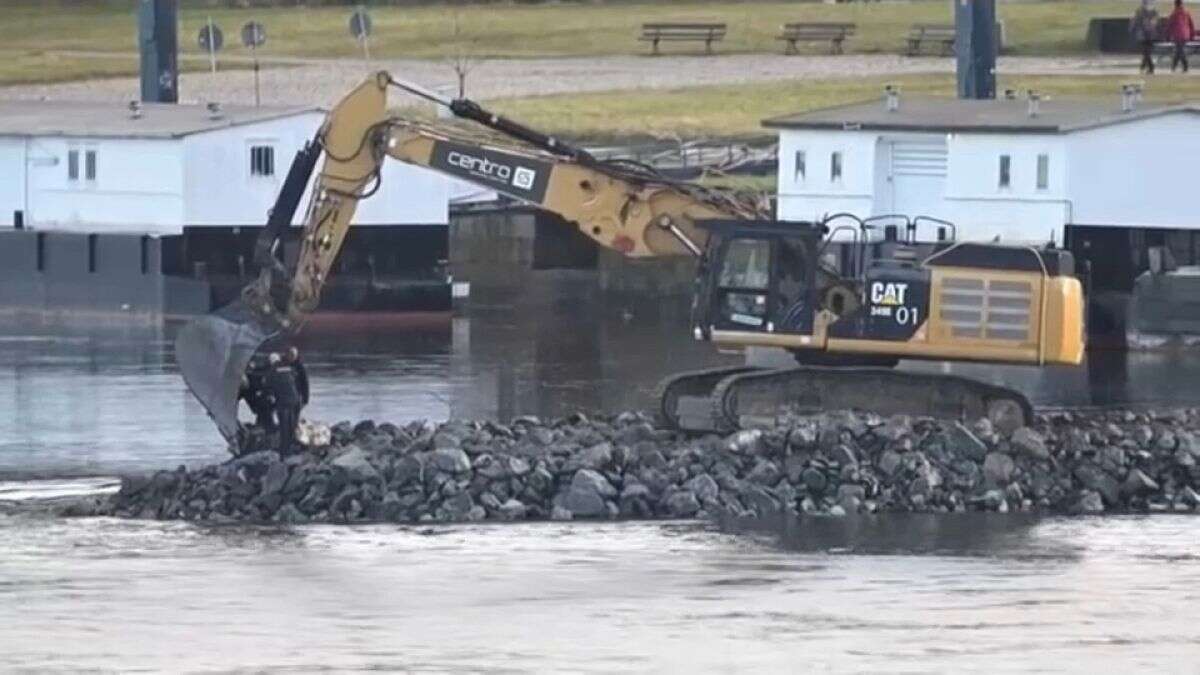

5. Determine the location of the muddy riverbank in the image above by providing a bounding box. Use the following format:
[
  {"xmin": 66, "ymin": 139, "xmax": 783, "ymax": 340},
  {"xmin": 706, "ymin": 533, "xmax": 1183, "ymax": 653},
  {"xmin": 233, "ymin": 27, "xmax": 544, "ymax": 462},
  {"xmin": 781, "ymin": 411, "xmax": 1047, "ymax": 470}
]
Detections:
[{"xmin": 89, "ymin": 406, "xmax": 1200, "ymax": 525}]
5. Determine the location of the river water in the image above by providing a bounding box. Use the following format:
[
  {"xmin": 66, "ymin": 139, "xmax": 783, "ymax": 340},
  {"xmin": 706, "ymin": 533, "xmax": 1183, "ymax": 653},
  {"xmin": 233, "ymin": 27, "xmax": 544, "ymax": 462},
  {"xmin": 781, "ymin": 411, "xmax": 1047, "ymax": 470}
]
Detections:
[{"xmin": 2, "ymin": 305, "xmax": 1200, "ymax": 671}]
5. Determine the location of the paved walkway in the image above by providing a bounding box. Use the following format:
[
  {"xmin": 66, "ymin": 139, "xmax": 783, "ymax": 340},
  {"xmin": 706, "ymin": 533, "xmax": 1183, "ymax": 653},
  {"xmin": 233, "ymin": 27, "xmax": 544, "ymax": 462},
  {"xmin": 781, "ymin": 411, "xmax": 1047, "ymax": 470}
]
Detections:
[{"xmin": 1, "ymin": 53, "xmax": 1138, "ymax": 107}]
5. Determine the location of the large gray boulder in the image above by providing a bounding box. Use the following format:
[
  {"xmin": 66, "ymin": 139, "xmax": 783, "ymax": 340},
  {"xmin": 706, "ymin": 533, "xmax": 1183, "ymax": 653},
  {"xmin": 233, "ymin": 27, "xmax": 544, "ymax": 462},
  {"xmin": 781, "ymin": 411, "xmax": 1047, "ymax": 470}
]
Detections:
[
  {"xmin": 740, "ymin": 484, "xmax": 782, "ymax": 516},
  {"xmin": 983, "ymin": 452, "xmax": 1015, "ymax": 486},
  {"xmin": 1011, "ymin": 427, "xmax": 1050, "ymax": 461},
  {"xmin": 664, "ymin": 489, "xmax": 701, "ymax": 517},
  {"xmin": 556, "ymin": 469, "xmax": 618, "ymax": 518},
  {"xmin": 572, "ymin": 469, "xmax": 618, "ymax": 498},
  {"xmin": 331, "ymin": 446, "xmax": 380, "ymax": 482},
  {"xmin": 498, "ymin": 499, "xmax": 527, "ymax": 521},
  {"xmin": 261, "ymin": 461, "xmax": 289, "ymax": 496},
  {"xmin": 432, "ymin": 447, "xmax": 471, "ymax": 474},
  {"xmin": 746, "ymin": 460, "xmax": 782, "ymax": 486},
  {"xmin": 944, "ymin": 422, "xmax": 989, "ymax": 462},
  {"xmin": 391, "ymin": 454, "xmax": 425, "ymax": 487},
  {"xmin": 1121, "ymin": 469, "xmax": 1159, "ymax": 498},
  {"xmin": 687, "ymin": 474, "xmax": 719, "ymax": 504},
  {"xmin": 1073, "ymin": 463, "xmax": 1120, "ymax": 505},
  {"xmin": 573, "ymin": 442, "xmax": 613, "ymax": 471},
  {"xmin": 438, "ymin": 492, "xmax": 476, "ymax": 521}
]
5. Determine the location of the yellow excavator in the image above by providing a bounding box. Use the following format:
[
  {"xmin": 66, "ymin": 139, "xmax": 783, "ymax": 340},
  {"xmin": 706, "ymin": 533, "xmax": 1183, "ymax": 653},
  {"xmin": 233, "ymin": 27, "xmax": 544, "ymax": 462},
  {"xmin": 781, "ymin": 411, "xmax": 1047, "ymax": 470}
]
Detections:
[{"xmin": 175, "ymin": 72, "xmax": 1085, "ymax": 449}]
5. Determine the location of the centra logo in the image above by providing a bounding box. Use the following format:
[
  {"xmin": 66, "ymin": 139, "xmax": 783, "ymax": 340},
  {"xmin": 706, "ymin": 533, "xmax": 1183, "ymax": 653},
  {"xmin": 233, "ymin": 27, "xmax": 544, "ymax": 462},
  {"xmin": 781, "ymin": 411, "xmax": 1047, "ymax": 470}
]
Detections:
[{"xmin": 447, "ymin": 151, "xmax": 512, "ymax": 182}]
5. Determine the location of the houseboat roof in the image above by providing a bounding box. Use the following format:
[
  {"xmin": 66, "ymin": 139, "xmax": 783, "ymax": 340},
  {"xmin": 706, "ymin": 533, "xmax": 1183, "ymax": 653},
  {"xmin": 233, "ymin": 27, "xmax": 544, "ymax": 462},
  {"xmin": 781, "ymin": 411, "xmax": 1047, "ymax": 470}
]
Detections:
[
  {"xmin": 762, "ymin": 96, "xmax": 1200, "ymax": 134},
  {"xmin": 0, "ymin": 100, "xmax": 321, "ymax": 139}
]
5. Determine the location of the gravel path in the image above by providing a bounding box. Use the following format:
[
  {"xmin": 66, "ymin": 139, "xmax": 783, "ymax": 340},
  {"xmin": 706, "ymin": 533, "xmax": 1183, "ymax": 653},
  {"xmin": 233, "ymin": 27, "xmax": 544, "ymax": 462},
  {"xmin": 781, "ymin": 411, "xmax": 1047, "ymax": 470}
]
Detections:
[{"xmin": 2, "ymin": 53, "xmax": 1136, "ymax": 107}]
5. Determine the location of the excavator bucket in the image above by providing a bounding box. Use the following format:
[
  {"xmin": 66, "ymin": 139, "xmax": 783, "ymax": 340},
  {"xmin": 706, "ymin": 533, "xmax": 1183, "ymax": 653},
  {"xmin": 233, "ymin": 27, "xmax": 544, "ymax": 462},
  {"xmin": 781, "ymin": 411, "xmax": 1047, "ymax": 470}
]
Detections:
[{"xmin": 175, "ymin": 298, "xmax": 280, "ymax": 444}]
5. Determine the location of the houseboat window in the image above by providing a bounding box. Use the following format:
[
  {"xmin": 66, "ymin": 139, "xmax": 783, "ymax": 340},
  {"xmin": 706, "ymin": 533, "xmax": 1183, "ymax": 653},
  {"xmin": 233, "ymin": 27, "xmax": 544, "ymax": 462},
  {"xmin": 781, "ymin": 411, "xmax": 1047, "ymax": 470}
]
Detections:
[
  {"xmin": 719, "ymin": 239, "xmax": 771, "ymax": 289},
  {"xmin": 1036, "ymin": 154, "xmax": 1049, "ymax": 190},
  {"xmin": 794, "ymin": 150, "xmax": 806, "ymax": 182},
  {"xmin": 85, "ymin": 150, "xmax": 97, "ymax": 181},
  {"xmin": 998, "ymin": 155, "xmax": 1011, "ymax": 188},
  {"xmin": 250, "ymin": 145, "xmax": 275, "ymax": 177},
  {"xmin": 67, "ymin": 150, "xmax": 79, "ymax": 181},
  {"xmin": 830, "ymin": 151, "xmax": 843, "ymax": 182}
]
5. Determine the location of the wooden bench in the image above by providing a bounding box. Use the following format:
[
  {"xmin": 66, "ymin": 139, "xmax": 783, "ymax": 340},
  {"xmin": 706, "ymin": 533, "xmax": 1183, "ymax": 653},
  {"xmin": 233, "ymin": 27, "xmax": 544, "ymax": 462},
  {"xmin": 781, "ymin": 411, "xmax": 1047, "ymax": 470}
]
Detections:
[
  {"xmin": 1153, "ymin": 40, "xmax": 1200, "ymax": 63},
  {"xmin": 639, "ymin": 22, "xmax": 727, "ymax": 55},
  {"xmin": 777, "ymin": 22, "xmax": 857, "ymax": 55},
  {"xmin": 906, "ymin": 24, "xmax": 956, "ymax": 56}
]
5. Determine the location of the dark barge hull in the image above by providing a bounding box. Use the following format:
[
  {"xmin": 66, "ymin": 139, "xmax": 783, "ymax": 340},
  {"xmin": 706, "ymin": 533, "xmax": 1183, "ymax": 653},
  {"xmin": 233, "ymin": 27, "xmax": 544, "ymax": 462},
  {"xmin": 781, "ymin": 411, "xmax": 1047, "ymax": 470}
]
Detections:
[{"xmin": 0, "ymin": 225, "xmax": 451, "ymax": 323}]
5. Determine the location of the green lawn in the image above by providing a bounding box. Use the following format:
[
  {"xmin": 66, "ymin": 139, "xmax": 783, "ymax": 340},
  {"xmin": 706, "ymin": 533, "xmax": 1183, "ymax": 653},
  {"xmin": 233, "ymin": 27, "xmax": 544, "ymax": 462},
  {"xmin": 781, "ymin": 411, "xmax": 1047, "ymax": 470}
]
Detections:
[
  {"xmin": 0, "ymin": 1, "xmax": 1130, "ymax": 85},
  {"xmin": 483, "ymin": 73, "xmax": 1200, "ymax": 142}
]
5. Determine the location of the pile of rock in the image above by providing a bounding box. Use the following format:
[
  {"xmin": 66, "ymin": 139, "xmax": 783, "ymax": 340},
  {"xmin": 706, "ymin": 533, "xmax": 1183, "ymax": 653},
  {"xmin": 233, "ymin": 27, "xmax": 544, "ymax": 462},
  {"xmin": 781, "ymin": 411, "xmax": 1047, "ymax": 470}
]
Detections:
[{"xmin": 100, "ymin": 408, "xmax": 1200, "ymax": 524}]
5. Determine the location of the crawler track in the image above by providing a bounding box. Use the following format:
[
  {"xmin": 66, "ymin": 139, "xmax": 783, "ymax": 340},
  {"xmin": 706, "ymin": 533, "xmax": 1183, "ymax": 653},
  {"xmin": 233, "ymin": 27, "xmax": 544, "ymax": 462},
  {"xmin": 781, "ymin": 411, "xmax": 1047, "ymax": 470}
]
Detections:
[
  {"xmin": 653, "ymin": 365, "xmax": 759, "ymax": 432},
  {"xmin": 655, "ymin": 366, "xmax": 1034, "ymax": 434}
]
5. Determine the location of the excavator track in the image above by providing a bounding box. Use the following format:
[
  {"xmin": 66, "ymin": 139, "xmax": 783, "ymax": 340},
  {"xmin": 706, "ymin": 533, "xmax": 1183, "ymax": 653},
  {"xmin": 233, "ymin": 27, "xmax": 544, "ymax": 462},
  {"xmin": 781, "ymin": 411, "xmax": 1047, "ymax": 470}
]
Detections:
[
  {"xmin": 708, "ymin": 367, "xmax": 1034, "ymax": 434},
  {"xmin": 655, "ymin": 365, "xmax": 1033, "ymax": 434},
  {"xmin": 653, "ymin": 365, "xmax": 762, "ymax": 432}
]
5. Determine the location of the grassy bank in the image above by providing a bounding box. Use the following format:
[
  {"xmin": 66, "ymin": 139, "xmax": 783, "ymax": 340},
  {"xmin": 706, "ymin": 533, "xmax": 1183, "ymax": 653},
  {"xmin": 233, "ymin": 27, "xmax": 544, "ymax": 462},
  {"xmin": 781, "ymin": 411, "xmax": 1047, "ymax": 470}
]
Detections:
[
  {"xmin": 0, "ymin": 1, "xmax": 1126, "ymax": 84},
  {"xmin": 484, "ymin": 73, "xmax": 1200, "ymax": 142}
]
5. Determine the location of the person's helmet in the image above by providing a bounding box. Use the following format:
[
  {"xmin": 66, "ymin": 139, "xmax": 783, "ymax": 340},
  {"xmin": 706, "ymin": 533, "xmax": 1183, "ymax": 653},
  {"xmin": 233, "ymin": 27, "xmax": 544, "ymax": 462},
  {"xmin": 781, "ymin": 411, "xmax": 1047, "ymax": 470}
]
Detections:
[{"xmin": 268, "ymin": 352, "xmax": 282, "ymax": 366}]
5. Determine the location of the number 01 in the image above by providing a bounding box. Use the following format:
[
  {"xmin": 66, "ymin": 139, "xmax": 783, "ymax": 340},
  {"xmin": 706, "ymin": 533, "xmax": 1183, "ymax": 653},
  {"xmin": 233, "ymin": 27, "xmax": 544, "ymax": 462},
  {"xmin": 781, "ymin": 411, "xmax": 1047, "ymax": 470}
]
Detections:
[{"xmin": 895, "ymin": 306, "xmax": 919, "ymax": 325}]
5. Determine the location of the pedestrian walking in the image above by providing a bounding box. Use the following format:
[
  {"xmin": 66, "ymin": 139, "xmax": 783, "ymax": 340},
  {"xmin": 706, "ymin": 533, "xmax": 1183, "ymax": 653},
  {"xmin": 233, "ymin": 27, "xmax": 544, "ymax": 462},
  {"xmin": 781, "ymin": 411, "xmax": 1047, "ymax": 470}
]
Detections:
[
  {"xmin": 1132, "ymin": 0, "xmax": 1160, "ymax": 73},
  {"xmin": 1166, "ymin": 0, "xmax": 1196, "ymax": 72}
]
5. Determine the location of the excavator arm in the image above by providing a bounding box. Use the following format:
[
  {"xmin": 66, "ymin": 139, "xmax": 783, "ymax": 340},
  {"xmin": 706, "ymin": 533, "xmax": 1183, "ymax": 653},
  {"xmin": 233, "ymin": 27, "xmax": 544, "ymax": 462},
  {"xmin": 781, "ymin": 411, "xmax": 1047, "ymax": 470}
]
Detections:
[
  {"xmin": 284, "ymin": 72, "xmax": 765, "ymax": 327},
  {"xmin": 177, "ymin": 71, "xmax": 765, "ymax": 445}
]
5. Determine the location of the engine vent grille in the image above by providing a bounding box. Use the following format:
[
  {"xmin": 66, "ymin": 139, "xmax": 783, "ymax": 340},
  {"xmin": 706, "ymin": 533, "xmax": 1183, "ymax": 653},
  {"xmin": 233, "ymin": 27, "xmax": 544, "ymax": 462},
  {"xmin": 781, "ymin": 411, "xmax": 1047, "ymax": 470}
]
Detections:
[{"xmin": 938, "ymin": 277, "xmax": 1032, "ymax": 341}]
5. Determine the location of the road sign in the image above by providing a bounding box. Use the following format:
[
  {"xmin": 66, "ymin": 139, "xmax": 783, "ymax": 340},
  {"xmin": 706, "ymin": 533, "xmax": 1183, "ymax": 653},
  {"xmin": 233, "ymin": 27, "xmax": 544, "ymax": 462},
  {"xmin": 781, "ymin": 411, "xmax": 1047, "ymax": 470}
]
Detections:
[
  {"xmin": 198, "ymin": 23, "xmax": 223, "ymax": 52},
  {"xmin": 241, "ymin": 20, "xmax": 266, "ymax": 49},
  {"xmin": 349, "ymin": 8, "xmax": 372, "ymax": 40}
]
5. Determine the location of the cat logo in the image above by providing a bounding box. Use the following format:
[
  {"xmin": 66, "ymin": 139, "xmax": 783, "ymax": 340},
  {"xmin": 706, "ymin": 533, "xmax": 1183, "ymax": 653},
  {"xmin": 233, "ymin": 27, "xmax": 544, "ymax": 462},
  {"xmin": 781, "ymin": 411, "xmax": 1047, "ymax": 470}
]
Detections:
[{"xmin": 870, "ymin": 281, "xmax": 909, "ymax": 307}]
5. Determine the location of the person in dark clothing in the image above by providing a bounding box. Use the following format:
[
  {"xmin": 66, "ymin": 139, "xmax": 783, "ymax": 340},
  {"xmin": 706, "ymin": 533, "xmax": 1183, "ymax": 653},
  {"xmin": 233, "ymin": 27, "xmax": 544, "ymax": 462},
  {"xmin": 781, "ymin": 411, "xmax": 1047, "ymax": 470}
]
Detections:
[
  {"xmin": 287, "ymin": 346, "xmax": 310, "ymax": 406},
  {"xmin": 1132, "ymin": 0, "xmax": 1160, "ymax": 74},
  {"xmin": 238, "ymin": 355, "xmax": 276, "ymax": 433},
  {"xmin": 234, "ymin": 355, "xmax": 279, "ymax": 455},
  {"xmin": 1167, "ymin": 0, "xmax": 1196, "ymax": 71},
  {"xmin": 265, "ymin": 350, "xmax": 304, "ymax": 453}
]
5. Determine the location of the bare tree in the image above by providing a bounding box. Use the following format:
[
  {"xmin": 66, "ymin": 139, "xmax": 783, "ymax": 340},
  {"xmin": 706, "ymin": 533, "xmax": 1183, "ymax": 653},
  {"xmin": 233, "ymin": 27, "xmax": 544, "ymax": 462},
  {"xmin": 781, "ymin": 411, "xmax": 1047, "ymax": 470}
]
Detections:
[{"xmin": 446, "ymin": 10, "xmax": 479, "ymax": 99}]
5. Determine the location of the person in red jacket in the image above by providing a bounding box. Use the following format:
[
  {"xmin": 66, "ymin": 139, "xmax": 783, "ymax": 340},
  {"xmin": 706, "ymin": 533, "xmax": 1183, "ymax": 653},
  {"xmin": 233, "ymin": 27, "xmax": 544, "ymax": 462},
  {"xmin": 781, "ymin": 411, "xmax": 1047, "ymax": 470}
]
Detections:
[{"xmin": 1167, "ymin": 0, "xmax": 1196, "ymax": 71}]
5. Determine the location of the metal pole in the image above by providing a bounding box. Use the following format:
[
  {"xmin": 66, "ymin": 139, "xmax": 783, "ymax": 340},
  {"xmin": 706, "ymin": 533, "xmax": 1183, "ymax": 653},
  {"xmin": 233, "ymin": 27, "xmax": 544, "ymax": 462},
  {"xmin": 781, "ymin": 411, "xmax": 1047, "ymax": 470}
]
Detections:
[
  {"xmin": 252, "ymin": 45, "xmax": 260, "ymax": 107},
  {"xmin": 956, "ymin": 0, "xmax": 997, "ymax": 99},
  {"xmin": 207, "ymin": 16, "xmax": 217, "ymax": 75}
]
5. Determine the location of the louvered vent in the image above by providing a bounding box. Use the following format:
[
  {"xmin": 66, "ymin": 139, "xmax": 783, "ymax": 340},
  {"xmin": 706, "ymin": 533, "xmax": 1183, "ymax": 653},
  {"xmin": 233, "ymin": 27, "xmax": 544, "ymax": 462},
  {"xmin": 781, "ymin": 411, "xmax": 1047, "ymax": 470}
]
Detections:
[{"xmin": 939, "ymin": 277, "xmax": 1033, "ymax": 341}]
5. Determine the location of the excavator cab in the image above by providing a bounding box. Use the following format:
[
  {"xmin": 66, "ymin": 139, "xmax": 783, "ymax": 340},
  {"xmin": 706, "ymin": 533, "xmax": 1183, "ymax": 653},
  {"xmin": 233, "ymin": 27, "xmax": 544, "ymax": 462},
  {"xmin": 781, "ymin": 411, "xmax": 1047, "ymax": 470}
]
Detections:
[{"xmin": 693, "ymin": 220, "xmax": 825, "ymax": 342}]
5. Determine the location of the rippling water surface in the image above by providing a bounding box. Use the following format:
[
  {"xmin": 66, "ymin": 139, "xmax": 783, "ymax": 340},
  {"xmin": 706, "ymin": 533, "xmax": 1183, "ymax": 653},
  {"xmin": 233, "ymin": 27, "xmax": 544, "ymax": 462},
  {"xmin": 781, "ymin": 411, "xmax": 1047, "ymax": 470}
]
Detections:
[
  {"xmin": 1, "ymin": 514, "xmax": 1199, "ymax": 672},
  {"xmin": 2, "ymin": 305, "xmax": 1200, "ymax": 671}
]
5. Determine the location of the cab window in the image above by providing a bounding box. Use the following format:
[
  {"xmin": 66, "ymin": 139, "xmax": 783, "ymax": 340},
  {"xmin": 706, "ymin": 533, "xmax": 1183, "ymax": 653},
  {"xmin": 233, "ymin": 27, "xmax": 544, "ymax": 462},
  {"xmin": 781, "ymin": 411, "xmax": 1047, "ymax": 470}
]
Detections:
[{"xmin": 718, "ymin": 239, "xmax": 770, "ymax": 289}]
